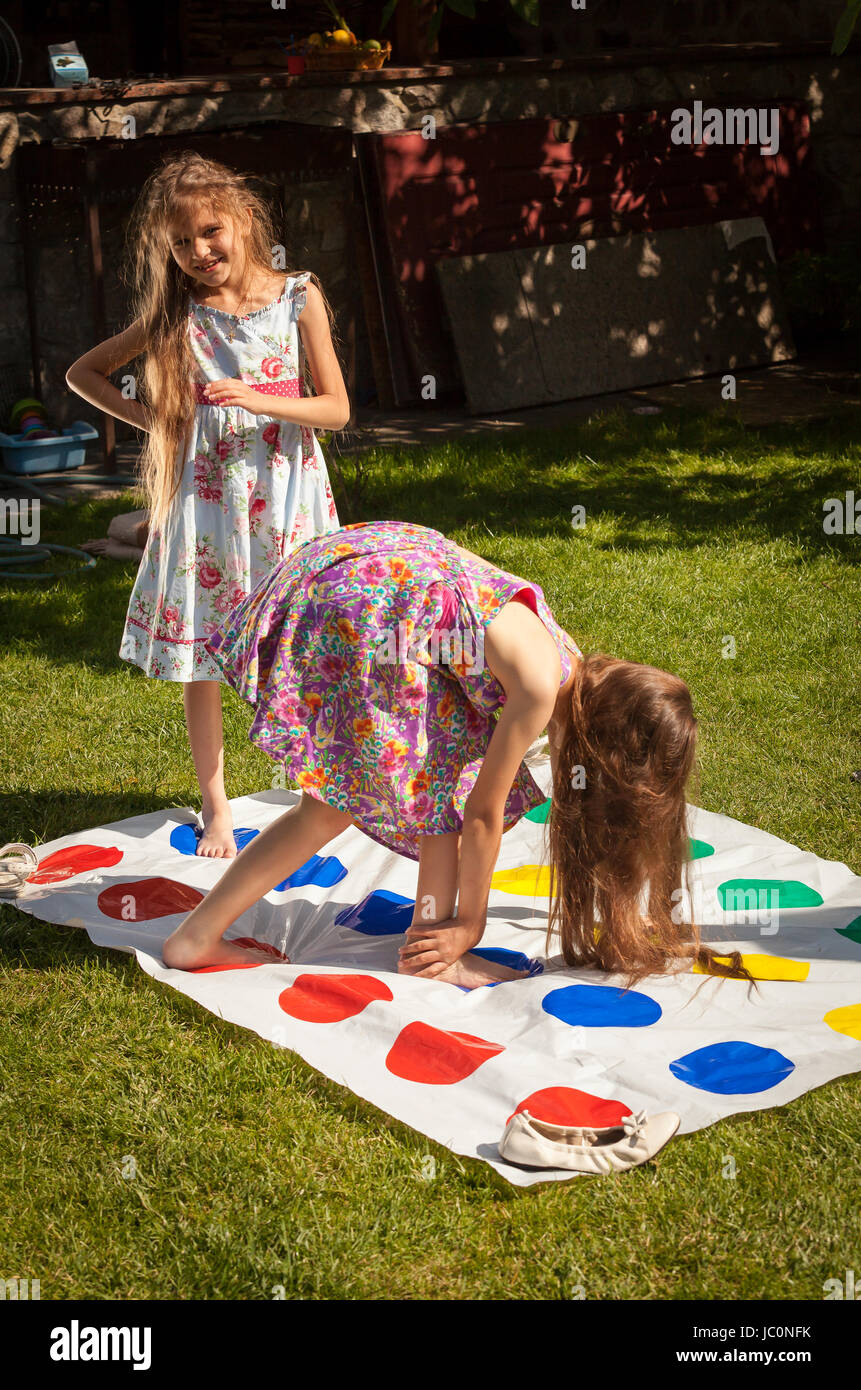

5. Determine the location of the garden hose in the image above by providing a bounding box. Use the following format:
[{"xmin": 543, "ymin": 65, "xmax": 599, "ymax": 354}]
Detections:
[
  {"xmin": 0, "ymin": 538, "xmax": 97, "ymax": 580},
  {"xmin": 0, "ymin": 471, "xmax": 141, "ymax": 508}
]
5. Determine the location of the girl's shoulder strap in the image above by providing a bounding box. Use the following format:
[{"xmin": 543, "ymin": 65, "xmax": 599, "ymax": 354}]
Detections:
[
  {"xmin": 560, "ymin": 628, "xmax": 584, "ymax": 661},
  {"xmin": 287, "ymin": 270, "xmax": 313, "ymax": 319}
]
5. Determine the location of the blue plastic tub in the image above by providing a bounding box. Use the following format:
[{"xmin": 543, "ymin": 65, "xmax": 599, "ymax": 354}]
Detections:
[{"xmin": 0, "ymin": 422, "xmax": 100, "ymax": 475}]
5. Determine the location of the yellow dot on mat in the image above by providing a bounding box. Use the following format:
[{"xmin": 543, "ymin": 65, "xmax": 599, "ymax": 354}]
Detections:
[
  {"xmin": 823, "ymin": 1003, "xmax": 861, "ymax": 1041},
  {"xmin": 692, "ymin": 952, "xmax": 810, "ymax": 982},
  {"xmin": 491, "ymin": 864, "xmax": 552, "ymax": 896}
]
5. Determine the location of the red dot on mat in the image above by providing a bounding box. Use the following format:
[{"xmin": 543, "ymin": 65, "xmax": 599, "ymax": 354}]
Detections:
[
  {"xmin": 191, "ymin": 962, "xmax": 264, "ymax": 974},
  {"xmin": 232, "ymin": 937, "xmax": 290, "ymax": 962},
  {"xmin": 278, "ymin": 973, "xmax": 393, "ymax": 1023},
  {"xmin": 507, "ymin": 1086, "xmax": 631, "ymax": 1129},
  {"xmin": 97, "ymin": 877, "xmax": 204, "ymax": 921},
  {"xmin": 385, "ymin": 1022, "xmax": 505, "ymax": 1085},
  {"xmin": 31, "ymin": 843, "xmax": 124, "ymax": 885}
]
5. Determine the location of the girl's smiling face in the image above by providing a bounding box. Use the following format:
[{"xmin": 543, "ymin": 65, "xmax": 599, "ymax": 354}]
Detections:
[{"xmin": 167, "ymin": 205, "xmax": 250, "ymax": 290}]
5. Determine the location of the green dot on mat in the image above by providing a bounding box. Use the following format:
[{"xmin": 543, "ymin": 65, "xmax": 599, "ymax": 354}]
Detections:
[
  {"xmin": 718, "ymin": 878, "xmax": 824, "ymax": 910},
  {"xmin": 836, "ymin": 914, "xmax": 861, "ymax": 944},
  {"xmin": 525, "ymin": 799, "xmax": 552, "ymax": 823},
  {"xmin": 688, "ymin": 838, "xmax": 715, "ymax": 860}
]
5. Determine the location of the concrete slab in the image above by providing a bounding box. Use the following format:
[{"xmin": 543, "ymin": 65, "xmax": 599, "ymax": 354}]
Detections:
[
  {"xmin": 336, "ymin": 354, "xmax": 858, "ymax": 453},
  {"xmin": 435, "ymin": 218, "xmax": 796, "ymax": 414},
  {"xmin": 625, "ymin": 355, "xmax": 861, "ymax": 425}
]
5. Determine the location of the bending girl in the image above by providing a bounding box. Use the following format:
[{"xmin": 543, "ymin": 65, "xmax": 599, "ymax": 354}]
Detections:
[{"xmin": 162, "ymin": 520, "xmax": 749, "ymax": 990}]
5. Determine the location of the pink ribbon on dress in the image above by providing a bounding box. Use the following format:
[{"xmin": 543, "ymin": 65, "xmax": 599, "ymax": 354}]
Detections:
[{"xmin": 193, "ymin": 378, "xmax": 303, "ymax": 404}]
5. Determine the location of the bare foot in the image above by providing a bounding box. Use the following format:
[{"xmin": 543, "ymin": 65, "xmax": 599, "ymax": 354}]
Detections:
[
  {"xmin": 435, "ymin": 952, "xmax": 529, "ymax": 990},
  {"xmin": 163, "ymin": 932, "xmax": 275, "ymax": 971},
  {"xmin": 196, "ymin": 807, "xmax": 237, "ymax": 858},
  {"xmin": 80, "ymin": 537, "xmax": 145, "ymax": 561}
]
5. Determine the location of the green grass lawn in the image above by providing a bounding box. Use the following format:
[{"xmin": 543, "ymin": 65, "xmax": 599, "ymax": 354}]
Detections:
[{"xmin": 1, "ymin": 404, "xmax": 859, "ymax": 1300}]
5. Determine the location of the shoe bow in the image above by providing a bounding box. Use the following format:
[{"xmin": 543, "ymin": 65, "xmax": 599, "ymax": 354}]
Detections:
[{"xmin": 621, "ymin": 1108, "xmax": 649, "ymax": 1141}]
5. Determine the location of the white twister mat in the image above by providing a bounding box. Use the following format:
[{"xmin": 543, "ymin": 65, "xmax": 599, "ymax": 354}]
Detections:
[{"xmin": 9, "ymin": 754, "xmax": 861, "ymax": 1185}]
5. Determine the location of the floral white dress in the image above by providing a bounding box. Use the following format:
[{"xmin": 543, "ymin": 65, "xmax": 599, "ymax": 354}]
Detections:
[{"xmin": 119, "ymin": 272, "xmax": 340, "ymax": 682}]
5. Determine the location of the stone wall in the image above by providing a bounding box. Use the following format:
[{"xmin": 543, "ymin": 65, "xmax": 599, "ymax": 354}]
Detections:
[{"xmin": 1, "ymin": 41, "xmax": 859, "ymax": 434}]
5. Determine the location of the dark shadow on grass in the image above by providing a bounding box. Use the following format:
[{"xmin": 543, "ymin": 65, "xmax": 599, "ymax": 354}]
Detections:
[
  {"xmin": 0, "ymin": 790, "xmax": 200, "ymax": 848},
  {"xmin": 0, "ymin": 409, "xmax": 857, "ymax": 680},
  {"xmin": 350, "ymin": 408, "xmax": 861, "ymax": 563}
]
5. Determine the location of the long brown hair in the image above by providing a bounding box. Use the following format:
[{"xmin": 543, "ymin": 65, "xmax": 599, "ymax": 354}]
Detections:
[
  {"xmin": 547, "ymin": 654, "xmax": 754, "ymax": 990},
  {"xmin": 125, "ymin": 150, "xmax": 341, "ymax": 532}
]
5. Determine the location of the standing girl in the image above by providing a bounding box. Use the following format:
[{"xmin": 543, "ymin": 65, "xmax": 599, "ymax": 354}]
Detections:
[{"xmin": 67, "ymin": 152, "xmax": 348, "ymax": 857}]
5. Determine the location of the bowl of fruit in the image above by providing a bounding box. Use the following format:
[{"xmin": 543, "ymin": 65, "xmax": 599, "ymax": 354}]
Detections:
[
  {"xmin": 303, "ymin": 32, "xmax": 391, "ymax": 70},
  {"xmin": 292, "ymin": 4, "xmax": 391, "ymax": 70}
]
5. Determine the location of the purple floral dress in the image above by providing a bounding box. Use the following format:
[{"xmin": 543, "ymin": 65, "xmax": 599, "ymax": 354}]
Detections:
[
  {"xmin": 119, "ymin": 273, "xmax": 339, "ymax": 681},
  {"xmin": 206, "ymin": 521, "xmax": 583, "ymax": 861}
]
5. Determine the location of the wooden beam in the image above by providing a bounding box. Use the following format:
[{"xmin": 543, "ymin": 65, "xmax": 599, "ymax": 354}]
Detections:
[{"xmin": 83, "ymin": 149, "xmax": 116, "ymax": 474}]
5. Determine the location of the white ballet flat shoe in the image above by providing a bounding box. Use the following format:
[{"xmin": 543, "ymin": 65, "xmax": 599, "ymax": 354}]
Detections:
[
  {"xmin": 499, "ymin": 1106, "xmax": 680, "ymax": 1174},
  {"xmin": 0, "ymin": 843, "xmax": 38, "ymax": 899}
]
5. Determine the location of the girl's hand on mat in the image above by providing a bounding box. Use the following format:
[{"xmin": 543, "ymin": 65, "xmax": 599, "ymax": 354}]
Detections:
[
  {"xmin": 202, "ymin": 378, "xmax": 270, "ymax": 413},
  {"xmin": 397, "ymin": 919, "xmax": 483, "ymax": 978}
]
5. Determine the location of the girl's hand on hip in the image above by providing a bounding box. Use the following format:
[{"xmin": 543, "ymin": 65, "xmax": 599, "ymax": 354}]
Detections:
[
  {"xmin": 397, "ymin": 918, "xmax": 483, "ymax": 978},
  {"xmin": 202, "ymin": 378, "xmax": 270, "ymax": 413}
]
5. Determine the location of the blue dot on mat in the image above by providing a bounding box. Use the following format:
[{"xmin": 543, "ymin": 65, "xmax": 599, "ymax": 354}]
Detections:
[
  {"xmin": 283, "ymin": 853, "xmax": 347, "ymax": 890},
  {"xmin": 335, "ymin": 889, "xmax": 414, "ymax": 936},
  {"xmin": 542, "ymin": 983, "xmax": 662, "ymax": 1027},
  {"xmin": 169, "ymin": 825, "xmax": 346, "ymax": 893},
  {"xmin": 669, "ymin": 1041, "xmax": 795, "ymax": 1095},
  {"xmin": 170, "ymin": 823, "xmax": 259, "ymax": 856}
]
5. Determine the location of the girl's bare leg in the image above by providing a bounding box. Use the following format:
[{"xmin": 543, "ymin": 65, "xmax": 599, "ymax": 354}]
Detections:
[
  {"xmin": 109, "ymin": 509, "xmax": 149, "ymax": 546},
  {"xmin": 183, "ymin": 680, "xmax": 235, "ymax": 857},
  {"xmin": 400, "ymin": 831, "xmax": 527, "ymax": 989},
  {"xmin": 163, "ymin": 793, "xmax": 354, "ymax": 969},
  {"xmin": 81, "ymin": 509, "xmax": 149, "ymax": 561}
]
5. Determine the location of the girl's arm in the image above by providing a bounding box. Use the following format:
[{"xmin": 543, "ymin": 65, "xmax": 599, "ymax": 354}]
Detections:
[
  {"xmin": 400, "ymin": 602, "xmax": 560, "ymax": 974},
  {"xmin": 399, "ymin": 687, "xmax": 556, "ymax": 976},
  {"xmin": 202, "ymin": 282, "xmax": 351, "ymax": 430},
  {"xmin": 455, "ymin": 681, "xmax": 558, "ymax": 929},
  {"xmin": 66, "ymin": 320, "xmax": 152, "ymax": 432},
  {"xmin": 456, "ymin": 603, "xmax": 561, "ymax": 928}
]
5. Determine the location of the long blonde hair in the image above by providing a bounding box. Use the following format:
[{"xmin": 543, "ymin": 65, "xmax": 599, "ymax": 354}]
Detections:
[
  {"xmin": 547, "ymin": 654, "xmax": 755, "ymax": 990},
  {"xmin": 125, "ymin": 151, "xmax": 341, "ymax": 532}
]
